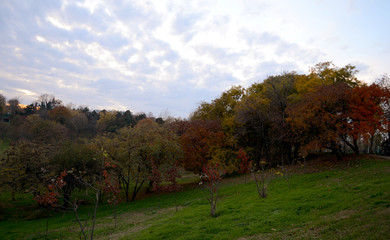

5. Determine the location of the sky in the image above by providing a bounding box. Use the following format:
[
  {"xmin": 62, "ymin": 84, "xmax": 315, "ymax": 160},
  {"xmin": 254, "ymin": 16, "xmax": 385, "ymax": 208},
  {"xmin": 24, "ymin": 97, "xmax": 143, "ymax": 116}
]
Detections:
[{"xmin": 1, "ymin": 0, "xmax": 389, "ymax": 118}]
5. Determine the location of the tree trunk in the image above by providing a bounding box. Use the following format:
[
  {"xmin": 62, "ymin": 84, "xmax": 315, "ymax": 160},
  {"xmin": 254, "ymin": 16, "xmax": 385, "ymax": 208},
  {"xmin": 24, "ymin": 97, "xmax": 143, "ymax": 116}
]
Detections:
[
  {"xmin": 131, "ymin": 179, "xmax": 144, "ymax": 201},
  {"xmin": 63, "ymin": 192, "xmax": 70, "ymax": 208},
  {"xmin": 369, "ymin": 133, "xmax": 375, "ymax": 154},
  {"xmin": 343, "ymin": 139, "xmax": 360, "ymax": 156},
  {"xmin": 331, "ymin": 148, "xmax": 342, "ymax": 160}
]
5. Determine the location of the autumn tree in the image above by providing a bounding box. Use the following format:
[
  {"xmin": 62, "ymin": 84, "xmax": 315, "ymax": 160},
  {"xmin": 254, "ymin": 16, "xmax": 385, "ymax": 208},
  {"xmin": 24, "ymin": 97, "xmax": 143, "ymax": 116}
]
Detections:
[
  {"xmin": 179, "ymin": 120, "xmax": 227, "ymax": 173},
  {"xmin": 192, "ymin": 86, "xmax": 244, "ymax": 133},
  {"xmin": 288, "ymin": 82, "xmax": 350, "ymax": 159},
  {"xmin": 132, "ymin": 119, "xmax": 182, "ymax": 195},
  {"xmin": 36, "ymin": 94, "xmax": 62, "ymax": 111},
  {"xmin": 0, "ymin": 94, "xmax": 5, "ymax": 113},
  {"xmin": 7, "ymin": 98, "xmax": 21, "ymax": 119},
  {"xmin": 235, "ymin": 73, "xmax": 300, "ymax": 167},
  {"xmin": 94, "ymin": 118, "xmax": 182, "ymax": 202},
  {"xmin": 22, "ymin": 114, "xmax": 68, "ymax": 145},
  {"xmin": 35, "ymin": 151, "xmax": 119, "ymax": 240},
  {"xmin": 200, "ymin": 163, "xmax": 223, "ymax": 217},
  {"xmin": 51, "ymin": 142, "xmax": 97, "ymax": 207},
  {"xmin": 343, "ymin": 83, "xmax": 390, "ymax": 154},
  {"xmin": 97, "ymin": 110, "xmax": 118, "ymax": 133},
  {"xmin": 164, "ymin": 165, "xmax": 182, "ymax": 211},
  {"xmin": 0, "ymin": 143, "xmax": 29, "ymax": 201},
  {"xmin": 35, "ymin": 94, "xmax": 62, "ymax": 120},
  {"xmin": 48, "ymin": 105, "xmax": 72, "ymax": 124},
  {"xmin": 237, "ymin": 149, "xmax": 267, "ymax": 198},
  {"xmin": 67, "ymin": 111, "xmax": 91, "ymax": 138},
  {"xmin": 0, "ymin": 140, "xmax": 54, "ymax": 200}
]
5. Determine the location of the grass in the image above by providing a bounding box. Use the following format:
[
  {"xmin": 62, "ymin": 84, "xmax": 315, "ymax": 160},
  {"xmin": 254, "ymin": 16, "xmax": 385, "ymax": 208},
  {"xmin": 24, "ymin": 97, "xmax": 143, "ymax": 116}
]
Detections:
[
  {"xmin": 0, "ymin": 138, "xmax": 9, "ymax": 157},
  {"xmin": 0, "ymin": 155, "xmax": 389, "ymax": 239}
]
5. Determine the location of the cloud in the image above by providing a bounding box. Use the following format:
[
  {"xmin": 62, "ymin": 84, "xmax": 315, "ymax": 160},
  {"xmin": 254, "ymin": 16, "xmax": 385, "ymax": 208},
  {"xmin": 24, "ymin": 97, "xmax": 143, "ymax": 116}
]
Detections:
[{"xmin": 0, "ymin": 0, "xmax": 388, "ymax": 117}]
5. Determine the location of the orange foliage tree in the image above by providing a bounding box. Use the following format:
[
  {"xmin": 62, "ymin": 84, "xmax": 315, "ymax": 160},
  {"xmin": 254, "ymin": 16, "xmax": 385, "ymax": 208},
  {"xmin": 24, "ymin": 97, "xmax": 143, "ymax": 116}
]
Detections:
[
  {"xmin": 288, "ymin": 82, "xmax": 390, "ymax": 157},
  {"xmin": 179, "ymin": 120, "xmax": 226, "ymax": 173}
]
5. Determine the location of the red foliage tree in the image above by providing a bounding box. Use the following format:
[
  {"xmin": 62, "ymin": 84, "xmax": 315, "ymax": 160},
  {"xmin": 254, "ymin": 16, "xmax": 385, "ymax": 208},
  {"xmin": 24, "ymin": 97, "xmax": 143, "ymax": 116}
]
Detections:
[
  {"xmin": 179, "ymin": 120, "xmax": 225, "ymax": 173},
  {"xmin": 200, "ymin": 163, "xmax": 222, "ymax": 217},
  {"xmin": 237, "ymin": 148, "xmax": 251, "ymax": 174},
  {"xmin": 164, "ymin": 165, "xmax": 182, "ymax": 211},
  {"xmin": 344, "ymin": 84, "xmax": 390, "ymax": 153},
  {"xmin": 35, "ymin": 171, "xmax": 67, "ymax": 207},
  {"xmin": 34, "ymin": 154, "xmax": 121, "ymax": 240}
]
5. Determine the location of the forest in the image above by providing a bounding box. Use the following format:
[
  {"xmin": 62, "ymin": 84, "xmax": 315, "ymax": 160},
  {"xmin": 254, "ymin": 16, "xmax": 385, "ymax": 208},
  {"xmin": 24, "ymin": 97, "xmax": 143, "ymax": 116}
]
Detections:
[{"xmin": 1, "ymin": 62, "xmax": 390, "ymax": 239}]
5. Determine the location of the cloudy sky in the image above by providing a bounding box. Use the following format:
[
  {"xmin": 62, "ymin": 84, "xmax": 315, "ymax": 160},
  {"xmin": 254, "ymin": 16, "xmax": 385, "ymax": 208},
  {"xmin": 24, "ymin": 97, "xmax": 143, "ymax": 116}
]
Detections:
[{"xmin": 1, "ymin": 0, "xmax": 389, "ymax": 117}]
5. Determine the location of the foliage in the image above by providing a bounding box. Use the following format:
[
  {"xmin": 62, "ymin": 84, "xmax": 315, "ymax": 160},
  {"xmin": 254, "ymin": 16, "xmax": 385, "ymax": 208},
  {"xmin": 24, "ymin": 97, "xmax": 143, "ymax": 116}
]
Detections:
[
  {"xmin": 235, "ymin": 72, "xmax": 299, "ymax": 166},
  {"xmin": 93, "ymin": 119, "xmax": 182, "ymax": 202},
  {"xmin": 34, "ymin": 152, "xmax": 120, "ymax": 240},
  {"xmin": 179, "ymin": 120, "xmax": 228, "ymax": 173},
  {"xmin": 0, "ymin": 140, "xmax": 55, "ymax": 200}
]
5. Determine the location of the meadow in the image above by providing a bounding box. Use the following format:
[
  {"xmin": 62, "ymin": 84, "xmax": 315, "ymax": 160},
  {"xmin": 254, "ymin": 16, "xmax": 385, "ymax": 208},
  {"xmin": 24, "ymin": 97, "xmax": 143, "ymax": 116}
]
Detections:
[{"xmin": 0, "ymin": 155, "xmax": 389, "ymax": 239}]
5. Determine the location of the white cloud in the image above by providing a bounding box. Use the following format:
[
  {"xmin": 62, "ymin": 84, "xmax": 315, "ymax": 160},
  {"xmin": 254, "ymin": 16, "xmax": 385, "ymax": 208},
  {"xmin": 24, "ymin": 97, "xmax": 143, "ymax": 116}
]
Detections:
[
  {"xmin": 0, "ymin": 0, "xmax": 389, "ymax": 117},
  {"xmin": 16, "ymin": 89, "xmax": 37, "ymax": 96},
  {"xmin": 35, "ymin": 36, "xmax": 45, "ymax": 42},
  {"xmin": 46, "ymin": 15, "xmax": 72, "ymax": 31}
]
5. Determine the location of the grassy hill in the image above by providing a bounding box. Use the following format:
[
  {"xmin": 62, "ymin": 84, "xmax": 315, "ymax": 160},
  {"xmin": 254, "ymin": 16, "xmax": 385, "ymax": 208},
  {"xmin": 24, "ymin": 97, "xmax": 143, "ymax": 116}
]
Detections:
[{"xmin": 0, "ymin": 155, "xmax": 389, "ymax": 239}]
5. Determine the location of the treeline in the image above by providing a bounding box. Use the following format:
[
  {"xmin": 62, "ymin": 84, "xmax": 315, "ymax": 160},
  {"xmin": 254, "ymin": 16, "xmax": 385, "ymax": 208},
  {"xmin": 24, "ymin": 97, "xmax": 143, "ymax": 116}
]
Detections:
[
  {"xmin": 0, "ymin": 94, "xmax": 176, "ymax": 203},
  {"xmin": 190, "ymin": 62, "xmax": 390, "ymax": 166},
  {"xmin": 0, "ymin": 62, "xmax": 389, "ymax": 206},
  {"xmin": 0, "ymin": 93, "xmax": 154, "ymax": 140}
]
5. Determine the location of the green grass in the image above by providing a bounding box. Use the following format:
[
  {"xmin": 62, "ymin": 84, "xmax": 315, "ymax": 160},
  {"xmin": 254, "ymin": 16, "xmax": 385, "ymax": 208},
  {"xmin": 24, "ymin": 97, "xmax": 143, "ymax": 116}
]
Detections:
[
  {"xmin": 0, "ymin": 139, "xmax": 9, "ymax": 157},
  {"xmin": 1, "ymin": 156, "xmax": 389, "ymax": 239}
]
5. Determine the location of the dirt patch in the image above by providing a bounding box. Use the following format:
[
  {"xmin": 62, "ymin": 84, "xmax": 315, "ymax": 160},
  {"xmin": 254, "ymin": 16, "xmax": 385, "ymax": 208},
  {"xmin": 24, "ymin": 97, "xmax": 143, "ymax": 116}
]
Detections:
[
  {"xmin": 378, "ymin": 207, "xmax": 390, "ymax": 216},
  {"xmin": 238, "ymin": 225, "xmax": 327, "ymax": 240},
  {"xmin": 93, "ymin": 206, "xmax": 183, "ymax": 240},
  {"xmin": 238, "ymin": 209, "xmax": 357, "ymax": 240},
  {"xmin": 323, "ymin": 209, "xmax": 356, "ymax": 221}
]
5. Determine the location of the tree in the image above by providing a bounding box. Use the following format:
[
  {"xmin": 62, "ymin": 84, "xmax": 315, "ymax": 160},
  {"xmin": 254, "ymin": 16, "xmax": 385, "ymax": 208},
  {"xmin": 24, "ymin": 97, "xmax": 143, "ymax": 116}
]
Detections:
[
  {"xmin": 0, "ymin": 143, "xmax": 28, "ymax": 201},
  {"xmin": 0, "ymin": 140, "xmax": 54, "ymax": 200},
  {"xmin": 235, "ymin": 73, "xmax": 299, "ymax": 167},
  {"xmin": 179, "ymin": 120, "xmax": 226, "ymax": 173},
  {"xmin": 238, "ymin": 148, "xmax": 250, "ymax": 183},
  {"xmin": 35, "ymin": 94, "xmax": 62, "ymax": 120},
  {"xmin": 22, "ymin": 114, "xmax": 68, "ymax": 145},
  {"xmin": 94, "ymin": 119, "xmax": 182, "ymax": 202},
  {"xmin": 67, "ymin": 111, "xmax": 90, "ymax": 138},
  {"xmin": 192, "ymin": 85, "xmax": 244, "ymax": 132},
  {"xmin": 287, "ymin": 82, "xmax": 350, "ymax": 159},
  {"xmin": 7, "ymin": 98, "xmax": 21, "ymax": 119},
  {"xmin": 237, "ymin": 149, "xmax": 267, "ymax": 198},
  {"xmin": 35, "ymin": 152, "xmax": 119, "ymax": 240},
  {"xmin": 51, "ymin": 142, "xmax": 97, "ymax": 208},
  {"xmin": 36, "ymin": 94, "xmax": 62, "ymax": 111},
  {"xmin": 306, "ymin": 62, "xmax": 361, "ymax": 89},
  {"xmin": 343, "ymin": 83, "xmax": 390, "ymax": 154},
  {"xmin": 164, "ymin": 165, "xmax": 182, "ymax": 212},
  {"xmin": 200, "ymin": 163, "xmax": 222, "ymax": 217},
  {"xmin": 0, "ymin": 94, "xmax": 6, "ymax": 115},
  {"xmin": 97, "ymin": 110, "xmax": 118, "ymax": 133},
  {"xmin": 131, "ymin": 119, "xmax": 182, "ymax": 197},
  {"xmin": 48, "ymin": 106, "xmax": 72, "ymax": 124},
  {"xmin": 288, "ymin": 80, "xmax": 390, "ymax": 157}
]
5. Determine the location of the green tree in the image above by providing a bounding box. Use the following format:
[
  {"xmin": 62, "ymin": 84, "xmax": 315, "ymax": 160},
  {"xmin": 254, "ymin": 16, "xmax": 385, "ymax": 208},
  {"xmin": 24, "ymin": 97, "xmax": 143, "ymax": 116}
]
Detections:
[
  {"xmin": 94, "ymin": 118, "xmax": 182, "ymax": 201},
  {"xmin": 0, "ymin": 140, "xmax": 54, "ymax": 200},
  {"xmin": 0, "ymin": 94, "xmax": 6, "ymax": 115},
  {"xmin": 235, "ymin": 73, "xmax": 299, "ymax": 167},
  {"xmin": 51, "ymin": 142, "xmax": 97, "ymax": 207}
]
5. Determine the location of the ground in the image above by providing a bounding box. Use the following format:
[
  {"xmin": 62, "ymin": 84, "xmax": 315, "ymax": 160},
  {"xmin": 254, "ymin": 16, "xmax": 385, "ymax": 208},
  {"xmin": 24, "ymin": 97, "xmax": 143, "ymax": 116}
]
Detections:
[{"xmin": 0, "ymin": 154, "xmax": 389, "ymax": 239}]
